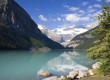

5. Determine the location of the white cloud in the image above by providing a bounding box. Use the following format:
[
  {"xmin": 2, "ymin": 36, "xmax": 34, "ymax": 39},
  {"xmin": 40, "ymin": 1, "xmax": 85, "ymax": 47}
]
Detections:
[
  {"xmin": 106, "ymin": 0, "xmax": 110, "ymax": 2},
  {"xmin": 80, "ymin": 17, "xmax": 90, "ymax": 21},
  {"xmin": 64, "ymin": 5, "xmax": 79, "ymax": 11},
  {"xmin": 88, "ymin": 8, "xmax": 96, "ymax": 13},
  {"xmin": 94, "ymin": 4, "xmax": 101, "ymax": 8},
  {"xmin": 65, "ymin": 14, "xmax": 90, "ymax": 22},
  {"xmin": 88, "ymin": 6, "xmax": 93, "ymax": 9},
  {"xmin": 64, "ymin": 5, "xmax": 69, "ymax": 8},
  {"xmin": 79, "ymin": 10, "xmax": 85, "ymax": 14},
  {"xmin": 65, "ymin": 14, "xmax": 80, "ymax": 22},
  {"xmin": 69, "ymin": 7, "xmax": 79, "ymax": 11},
  {"xmin": 57, "ymin": 17, "xmax": 61, "ymax": 21},
  {"xmin": 82, "ymin": 2, "xmax": 88, "ymax": 6},
  {"xmin": 39, "ymin": 15, "xmax": 48, "ymax": 21},
  {"xmin": 96, "ymin": 0, "xmax": 102, "ymax": 2}
]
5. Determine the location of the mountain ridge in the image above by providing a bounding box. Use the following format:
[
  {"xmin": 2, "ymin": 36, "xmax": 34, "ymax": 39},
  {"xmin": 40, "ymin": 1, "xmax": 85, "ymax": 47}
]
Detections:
[
  {"xmin": 0, "ymin": 0, "xmax": 64, "ymax": 50},
  {"xmin": 38, "ymin": 24, "xmax": 88, "ymax": 46},
  {"xmin": 67, "ymin": 27, "xmax": 99, "ymax": 49}
]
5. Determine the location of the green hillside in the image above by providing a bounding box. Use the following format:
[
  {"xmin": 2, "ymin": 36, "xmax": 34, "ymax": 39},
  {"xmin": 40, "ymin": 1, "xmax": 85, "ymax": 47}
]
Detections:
[{"xmin": 68, "ymin": 27, "xmax": 100, "ymax": 49}]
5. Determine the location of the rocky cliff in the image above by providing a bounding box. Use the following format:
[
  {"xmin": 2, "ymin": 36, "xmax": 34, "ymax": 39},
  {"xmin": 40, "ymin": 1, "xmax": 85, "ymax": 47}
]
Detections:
[{"xmin": 0, "ymin": 0, "xmax": 64, "ymax": 50}]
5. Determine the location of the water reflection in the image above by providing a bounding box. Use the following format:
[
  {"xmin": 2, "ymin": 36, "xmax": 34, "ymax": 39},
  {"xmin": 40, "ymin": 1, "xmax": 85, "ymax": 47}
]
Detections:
[
  {"xmin": 0, "ymin": 50, "xmax": 94, "ymax": 80},
  {"xmin": 36, "ymin": 50, "xmax": 94, "ymax": 80}
]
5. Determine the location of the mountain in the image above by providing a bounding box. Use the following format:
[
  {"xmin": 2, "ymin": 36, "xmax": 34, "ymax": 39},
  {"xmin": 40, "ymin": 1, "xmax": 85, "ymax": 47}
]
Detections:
[
  {"xmin": 38, "ymin": 24, "xmax": 63, "ymax": 43},
  {"xmin": 38, "ymin": 24, "xmax": 88, "ymax": 46},
  {"xmin": 0, "ymin": 0, "xmax": 64, "ymax": 50},
  {"xmin": 67, "ymin": 27, "xmax": 99, "ymax": 49}
]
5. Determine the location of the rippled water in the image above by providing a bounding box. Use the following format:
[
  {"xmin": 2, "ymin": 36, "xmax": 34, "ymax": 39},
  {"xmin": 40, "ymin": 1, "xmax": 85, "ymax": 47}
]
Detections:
[{"xmin": 0, "ymin": 50, "xmax": 94, "ymax": 80}]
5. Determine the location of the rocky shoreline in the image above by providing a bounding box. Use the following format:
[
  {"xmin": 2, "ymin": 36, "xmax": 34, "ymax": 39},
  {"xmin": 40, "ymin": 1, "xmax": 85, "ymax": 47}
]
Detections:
[{"xmin": 39, "ymin": 62, "xmax": 101, "ymax": 80}]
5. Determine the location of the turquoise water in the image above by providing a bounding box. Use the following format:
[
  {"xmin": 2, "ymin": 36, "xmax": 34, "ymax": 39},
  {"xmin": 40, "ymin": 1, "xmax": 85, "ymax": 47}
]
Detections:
[{"xmin": 0, "ymin": 50, "xmax": 94, "ymax": 80}]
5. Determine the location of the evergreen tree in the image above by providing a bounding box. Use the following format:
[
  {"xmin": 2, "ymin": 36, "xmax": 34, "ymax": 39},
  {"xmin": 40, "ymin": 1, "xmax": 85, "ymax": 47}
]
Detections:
[{"xmin": 87, "ymin": 5, "xmax": 110, "ymax": 76}]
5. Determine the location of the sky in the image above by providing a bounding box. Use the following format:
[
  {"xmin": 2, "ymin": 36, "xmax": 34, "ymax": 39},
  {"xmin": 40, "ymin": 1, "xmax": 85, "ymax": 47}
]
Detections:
[{"xmin": 16, "ymin": 0, "xmax": 110, "ymax": 29}]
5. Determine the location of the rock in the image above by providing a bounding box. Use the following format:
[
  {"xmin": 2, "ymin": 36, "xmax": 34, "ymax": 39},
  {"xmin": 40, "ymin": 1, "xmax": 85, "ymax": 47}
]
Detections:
[
  {"xmin": 92, "ymin": 62, "xmax": 101, "ymax": 69},
  {"xmin": 77, "ymin": 71, "xmax": 88, "ymax": 78},
  {"xmin": 67, "ymin": 75, "xmax": 71, "ymax": 78},
  {"xmin": 68, "ymin": 70, "xmax": 79, "ymax": 78},
  {"xmin": 42, "ymin": 76, "xmax": 57, "ymax": 80},
  {"xmin": 60, "ymin": 76, "xmax": 65, "ymax": 80},
  {"xmin": 38, "ymin": 47, "xmax": 51, "ymax": 52},
  {"xmin": 39, "ymin": 72, "xmax": 51, "ymax": 77},
  {"xmin": 69, "ymin": 70, "xmax": 79, "ymax": 75},
  {"xmin": 60, "ymin": 75, "xmax": 66, "ymax": 80},
  {"xmin": 88, "ymin": 69, "xmax": 96, "ymax": 76}
]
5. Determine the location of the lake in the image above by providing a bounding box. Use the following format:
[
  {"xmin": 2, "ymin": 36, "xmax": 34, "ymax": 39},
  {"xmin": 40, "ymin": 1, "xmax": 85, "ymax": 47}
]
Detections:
[{"xmin": 0, "ymin": 50, "xmax": 94, "ymax": 80}]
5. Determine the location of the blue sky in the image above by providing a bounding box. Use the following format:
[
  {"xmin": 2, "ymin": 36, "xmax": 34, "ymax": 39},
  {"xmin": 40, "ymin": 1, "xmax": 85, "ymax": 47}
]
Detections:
[{"xmin": 16, "ymin": 0, "xmax": 110, "ymax": 29}]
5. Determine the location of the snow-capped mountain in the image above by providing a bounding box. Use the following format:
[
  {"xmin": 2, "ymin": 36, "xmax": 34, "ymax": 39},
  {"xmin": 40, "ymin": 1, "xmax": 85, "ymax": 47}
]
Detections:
[
  {"xmin": 38, "ymin": 24, "xmax": 88, "ymax": 46},
  {"xmin": 38, "ymin": 24, "xmax": 63, "ymax": 43}
]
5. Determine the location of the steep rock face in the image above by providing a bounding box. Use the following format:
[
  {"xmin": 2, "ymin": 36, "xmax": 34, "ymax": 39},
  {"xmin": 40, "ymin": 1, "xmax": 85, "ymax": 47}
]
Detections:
[
  {"xmin": 67, "ymin": 27, "xmax": 99, "ymax": 49},
  {"xmin": 0, "ymin": 0, "xmax": 64, "ymax": 50}
]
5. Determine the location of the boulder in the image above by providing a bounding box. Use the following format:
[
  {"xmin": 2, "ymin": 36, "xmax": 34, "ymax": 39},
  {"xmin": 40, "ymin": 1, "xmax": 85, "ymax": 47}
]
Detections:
[
  {"xmin": 77, "ymin": 71, "xmax": 88, "ymax": 79},
  {"xmin": 92, "ymin": 62, "xmax": 101, "ymax": 69},
  {"xmin": 42, "ymin": 76, "xmax": 57, "ymax": 80},
  {"xmin": 88, "ymin": 69, "xmax": 96, "ymax": 76},
  {"xmin": 68, "ymin": 70, "xmax": 79, "ymax": 78},
  {"xmin": 39, "ymin": 72, "xmax": 51, "ymax": 77},
  {"xmin": 67, "ymin": 75, "xmax": 71, "ymax": 78},
  {"xmin": 39, "ymin": 47, "xmax": 51, "ymax": 52},
  {"xmin": 60, "ymin": 75, "xmax": 66, "ymax": 80}
]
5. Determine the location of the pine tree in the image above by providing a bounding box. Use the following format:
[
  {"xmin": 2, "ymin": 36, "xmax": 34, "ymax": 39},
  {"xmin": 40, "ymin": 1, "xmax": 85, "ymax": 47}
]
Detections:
[{"xmin": 87, "ymin": 5, "xmax": 110, "ymax": 76}]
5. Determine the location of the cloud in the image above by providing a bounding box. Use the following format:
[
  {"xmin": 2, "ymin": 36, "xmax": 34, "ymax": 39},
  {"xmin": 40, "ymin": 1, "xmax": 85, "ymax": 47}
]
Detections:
[
  {"xmin": 79, "ymin": 10, "xmax": 85, "ymax": 14},
  {"xmin": 106, "ymin": 0, "xmax": 110, "ymax": 2},
  {"xmin": 39, "ymin": 15, "xmax": 48, "ymax": 21},
  {"xmin": 65, "ymin": 14, "xmax": 90, "ymax": 22},
  {"xmin": 80, "ymin": 17, "xmax": 90, "ymax": 21},
  {"xmin": 82, "ymin": 2, "xmax": 88, "ymax": 6},
  {"xmin": 88, "ymin": 8, "xmax": 96, "ymax": 13},
  {"xmin": 69, "ymin": 7, "xmax": 79, "ymax": 11},
  {"xmin": 64, "ymin": 5, "xmax": 79, "ymax": 11},
  {"xmin": 65, "ymin": 14, "xmax": 80, "ymax": 22},
  {"xmin": 96, "ymin": 0, "xmax": 101, "ymax": 2},
  {"xmin": 94, "ymin": 4, "xmax": 101, "ymax": 8},
  {"xmin": 88, "ymin": 6, "xmax": 93, "ymax": 9},
  {"xmin": 57, "ymin": 17, "xmax": 61, "ymax": 21}
]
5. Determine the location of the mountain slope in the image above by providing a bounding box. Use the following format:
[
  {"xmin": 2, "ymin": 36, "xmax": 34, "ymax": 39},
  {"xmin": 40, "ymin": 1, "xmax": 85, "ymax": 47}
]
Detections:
[
  {"xmin": 0, "ymin": 0, "xmax": 64, "ymax": 50},
  {"xmin": 67, "ymin": 27, "xmax": 99, "ymax": 49},
  {"xmin": 38, "ymin": 24, "xmax": 88, "ymax": 46},
  {"xmin": 38, "ymin": 24, "xmax": 63, "ymax": 43}
]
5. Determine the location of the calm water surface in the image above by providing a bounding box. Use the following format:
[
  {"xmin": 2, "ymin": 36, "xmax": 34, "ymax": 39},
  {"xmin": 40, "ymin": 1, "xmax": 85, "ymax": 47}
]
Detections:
[{"xmin": 0, "ymin": 50, "xmax": 94, "ymax": 80}]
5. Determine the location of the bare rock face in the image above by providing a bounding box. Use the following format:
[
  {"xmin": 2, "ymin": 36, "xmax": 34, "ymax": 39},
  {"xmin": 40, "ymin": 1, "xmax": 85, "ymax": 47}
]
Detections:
[
  {"xmin": 39, "ymin": 72, "xmax": 51, "ymax": 77},
  {"xmin": 88, "ymin": 69, "xmax": 96, "ymax": 76},
  {"xmin": 67, "ymin": 70, "xmax": 79, "ymax": 78},
  {"xmin": 92, "ymin": 62, "xmax": 101, "ymax": 69},
  {"xmin": 77, "ymin": 71, "xmax": 88, "ymax": 78},
  {"xmin": 0, "ymin": 0, "xmax": 64, "ymax": 50},
  {"xmin": 42, "ymin": 76, "xmax": 58, "ymax": 80}
]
